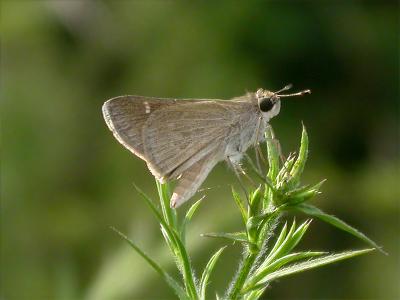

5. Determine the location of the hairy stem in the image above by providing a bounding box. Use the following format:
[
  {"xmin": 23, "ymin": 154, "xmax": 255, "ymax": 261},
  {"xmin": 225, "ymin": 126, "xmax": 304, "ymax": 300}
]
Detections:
[{"xmin": 228, "ymin": 252, "xmax": 257, "ymax": 299}]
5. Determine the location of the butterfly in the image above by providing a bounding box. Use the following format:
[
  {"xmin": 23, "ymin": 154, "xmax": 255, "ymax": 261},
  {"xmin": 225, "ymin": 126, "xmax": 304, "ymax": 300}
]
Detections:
[{"xmin": 102, "ymin": 85, "xmax": 310, "ymax": 207}]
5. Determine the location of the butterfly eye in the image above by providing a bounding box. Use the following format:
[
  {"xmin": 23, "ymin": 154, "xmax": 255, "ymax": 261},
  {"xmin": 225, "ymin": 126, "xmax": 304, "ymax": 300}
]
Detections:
[{"xmin": 259, "ymin": 98, "xmax": 274, "ymax": 112}]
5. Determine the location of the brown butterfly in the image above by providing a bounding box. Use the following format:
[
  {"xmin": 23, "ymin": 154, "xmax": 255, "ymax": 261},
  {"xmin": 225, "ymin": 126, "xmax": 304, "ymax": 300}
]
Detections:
[{"xmin": 102, "ymin": 85, "xmax": 310, "ymax": 208}]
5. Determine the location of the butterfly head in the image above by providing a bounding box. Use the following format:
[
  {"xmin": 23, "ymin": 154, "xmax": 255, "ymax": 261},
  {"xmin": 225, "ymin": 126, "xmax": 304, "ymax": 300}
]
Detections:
[{"xmin": 256, "ymin": 84, "xmax": 311, "ymax": 120}]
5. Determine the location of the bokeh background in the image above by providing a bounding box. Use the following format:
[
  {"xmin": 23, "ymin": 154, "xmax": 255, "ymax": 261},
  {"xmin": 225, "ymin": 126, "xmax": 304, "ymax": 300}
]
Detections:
[{"xmin": 2, "ymin": 1, "xmax": 399, "ymax": 299}]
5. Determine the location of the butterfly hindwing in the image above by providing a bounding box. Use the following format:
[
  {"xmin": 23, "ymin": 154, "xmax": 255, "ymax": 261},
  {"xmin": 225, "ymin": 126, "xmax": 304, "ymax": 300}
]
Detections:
[
  {"xmin": 170, "ymin": 150, "xmax": 221, "ymax": 207},
  {"xmin": 142, "ymin": 101, "xmax": 244, "ymax": 180}
]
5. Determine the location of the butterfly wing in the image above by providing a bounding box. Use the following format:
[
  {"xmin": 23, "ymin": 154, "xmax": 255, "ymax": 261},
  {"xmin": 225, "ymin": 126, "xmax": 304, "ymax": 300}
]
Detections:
[
  {"xmin": 142, "ymin": 100, "xmax": 250, "ymax": 181},
  {"xmin": 103, "ymin": 94, "xmax": 259, "ymax": 207},
  {"xmin": 102, "ymin": 95, "xmax": 180, "ymax": 160},
  {"xmin": 170, "ymin": 150, "xmax": 221, "ymax": 208},
  {"xmin": 103, "ymin": 95, "xmax": 256, "ymax": 182}
]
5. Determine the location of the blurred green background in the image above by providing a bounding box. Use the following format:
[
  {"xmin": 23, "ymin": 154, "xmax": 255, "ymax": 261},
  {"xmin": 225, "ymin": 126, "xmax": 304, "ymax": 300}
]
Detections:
[{"xmin": 2, "ymin": 1, "xmax": 399, "ymax": 299}]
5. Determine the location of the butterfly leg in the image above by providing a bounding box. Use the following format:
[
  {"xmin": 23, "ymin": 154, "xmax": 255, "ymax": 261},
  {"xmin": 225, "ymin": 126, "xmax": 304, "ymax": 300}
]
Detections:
[
  {"xmin": 226, "ymin": 156, "xmax": 254, "ymax": 206},
  {"xmin": 265, "ymin": 124, "xmax": 286, "ymax": 164},
  {"xmin": 263, "ymin": 135, "xmax": 295, "ymax": 180},
  {"xmin": 244, "ymin": 153, "xmax": 276, "ymax": 191},
  {"xmin": 264, "ymin": 125, "xmax": 296, "ymax": 181},
  {"xmin": 245, "ymin": 153, "xmax": 266, "ymax": 180},
  {"xmin": 254, "ymin": 116, "xmax": 267, "ymax": 173}
]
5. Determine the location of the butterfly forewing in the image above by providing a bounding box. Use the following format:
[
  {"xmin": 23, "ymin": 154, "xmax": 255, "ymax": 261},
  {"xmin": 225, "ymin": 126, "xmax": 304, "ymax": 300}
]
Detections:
[
  {"xmin": 102, "ymin": 95, "xmax": 179, "ymax": 159},
  {"xmin": 143, "ymin": 101, "xmax": 245, "ymax": 180}
]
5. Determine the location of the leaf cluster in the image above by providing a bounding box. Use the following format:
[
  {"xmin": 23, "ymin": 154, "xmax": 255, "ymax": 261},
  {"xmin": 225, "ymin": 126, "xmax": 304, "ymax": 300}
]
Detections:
[{"xmin": 112, "ymin": 125, "xmax": 381, "ymax": 299}]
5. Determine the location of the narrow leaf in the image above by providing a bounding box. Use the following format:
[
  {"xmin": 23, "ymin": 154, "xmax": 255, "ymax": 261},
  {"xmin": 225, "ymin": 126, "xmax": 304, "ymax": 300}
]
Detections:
[
  {"xmin": 265, "ymin": 126, "xmax": 280, "ymax": 180},
  {"xmin": 232, "ymin": 186, "xmax": 248, "ymax": 225},
  {"xmin": 276, "ymin": 152, "xmax": 296, "ymax": 185},
  {"xmin": 261, "ymin": 220, "xmax": 310, "ymax": 270},
  {"xmin": 284, "ymin": 184, "xmax": 311, "ymax": 198},
  {"xmin": 263, "ymin": 251, "xmax": 325, "ymax": 275},
  {"xmin": 180, "ymin": 197, "xmax": 204, "ymax": 243},
  {"xmin": 201, "ymin": 232, "xmax": 249, "ymax": 244},
  {"xmin": 265, "ymin": 222, "xmax": 288, "ymax": 260},
  {"xmin": 292, "ymin": 204, "xmax": 384, "ymax": 253},
  {"xmin": 288, "ymin": 124, "xmax": 308, "ymax": 187},
  {"xmin": 246, "ymin": 216, "xmax": 260, "ymax": 244},
  {"xmin": 133, "ymin": 183, "xmax": 198, "ymax": 298},
  {"xmin": 110, "ymin": 227, "xmax": 188, "ymax": 299},
  {"xmin": 279, "ymin": 220, "xmax": 312, "ymax": 255},
  {"xmin": 263, "ymin": 220, "xmax": 296, "ymax": 267},
  {"xmin": 163, "ymin": 225, "xmax": 199, "ymax": 299},
  {"xmin": 245, "ymin": 251, "xmax": 325, "ymax": 291},
  {"xmin": 160, "ymin": 224, "xmax": 179, "ymax": 257},
  {"xmin": 286, "ymin": 179, "xmax": 326, "ymax": 205},
  {"xmin": 199, "ymin": 246, "xmax": 226, "ymax": 300},
  {"xmin": 247, "ymin": 249, "xmax": 373, "ymax": 291},
  {"xmin": 133, "ymin": 182, "xmax": 164, "ymax": 225},
  {"xmin": 250, "ymin": 185, "xmax": 263, "ymax": 212},
  {"xmin": 133, "ymin": 183, "xmax": 178, "ymax": 254},
  {"xmin": 244, "ymin": 288, "xmax": 266, "ymax": 300}
]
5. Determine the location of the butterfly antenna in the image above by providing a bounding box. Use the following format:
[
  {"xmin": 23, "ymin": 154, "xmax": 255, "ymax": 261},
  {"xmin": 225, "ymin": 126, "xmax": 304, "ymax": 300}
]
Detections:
[
  {"xmin": 274, "ymin": 84, "xmax": 293, "ymax": 94},
  {"xmin": 278, "ymin": 89, "xmax": 311, "ymax": 98}
]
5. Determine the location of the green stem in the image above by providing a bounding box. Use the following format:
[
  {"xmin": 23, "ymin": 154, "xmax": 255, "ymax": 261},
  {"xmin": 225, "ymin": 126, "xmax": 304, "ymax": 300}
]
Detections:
[
  {"xmin": 228, "ymin": 209, "xmax": 282, "ymax": 299},
  {"xmin": 176, "ymin": 243, "xmax": 198, "ymax": 299},
  {"xmin": 156, "ymin": 181, "xmax": 176, "ymax": 228},
  {"xmin": 166, "ymin": 223, "xmax": 198, "ymax": 299},
  {"xmin": 228, "ymin": 252, "xmax": 257, "ymax": 299}
]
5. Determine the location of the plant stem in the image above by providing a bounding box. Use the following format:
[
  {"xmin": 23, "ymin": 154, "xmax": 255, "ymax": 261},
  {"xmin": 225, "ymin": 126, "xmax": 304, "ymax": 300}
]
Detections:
[
  {"xmin": 228, "ymin": 252, "xmax": 257, "ymax": 299},
  {"xmin": 168, "ymin": 227, "xmax": 198, "ymax": 299},
  {"xmin": 178, "ymin": 250, "xmax": 198, "ymax": 299}
]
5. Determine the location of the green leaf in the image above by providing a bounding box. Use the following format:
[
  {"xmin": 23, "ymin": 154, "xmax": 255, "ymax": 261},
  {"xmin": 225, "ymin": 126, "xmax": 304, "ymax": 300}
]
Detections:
[
  {"xmin": 110, "ymin": 227, "xmax": 188, "ymax": 299},
  {"xmin": 133, "ymin": 183, "xmax": 179, "ymax": 259},
  {"xmin": 246, "ymin": 249, "xmax": 374, "ymax": 292},
  {"xmin": 132, "ymin": 183, "xmax": 198, "ymax": 298},
  {"xmin": 246, "ymin": 216, "xmax": 260, "ymax": 245},
  {"xmin": 263, "ymin": 220, "xmax": 297, "ymax": 266},
  {"xmin": 160, "ymin": 224, "xmax": 179, "ymax": 257},
  {"xmin": 232, "ymin": 186, "xmax": 248, "ymax": 225},
  {"xmin": 170, "ymin": 234, "xmax": 198, "ymax": 299},
  {"xmin": 245, "ymin": 251, "xmax": 325, "ymax": 292},
  {"xmin": 287, "ymin": 124, "xmax": 308, "ymax": 187},
  {"xmin": 250, "ymin": 185, "xmax": 263, "ymax": 212},
  {"xmin": 266, "ymin": 222, "xmax": 288, "ymax": 258},
  {"xmin": 279, "ymin": 219, "xmax": 312, "ymax": 256},
  {"xmin": 201, "ymin": 231, "xmax": 249, "ymax": 244},
  {"xmin": 285, "ymin": 179, "xmax": 326, "ymax": 205},
  {"xmin": 244, "ymin": 288, "xmax": 266, "ymax": 300},
  {"xmin": 265, "ymin": 126, "xmax": 280, "ymax": 180},
  {"xmin": 292, "ymin": 204, "xmax": 385, "ymax": 253},
  {"xmin": 276, "ymin": 152, "xmax": 296, "ymax": 185},
  {"xmin": 180, "ymin": 197, "xmax": 204, "ymax": 244},
  {"xmin": 199, "ymin": 246, "xmax": 226, "ymax": 300},
  {"xmin": 262, "ymin": 251, "xmax": 325, "ymax": 274},
  {"xmin": 133, "ymin": 182, "xmax": 166, "ymax": 226},
  {"xmin": 259, "ymin": 218, "xmax": 310, "ymax": 267},
  {"xmin": 163, "ymin": 226, "xmax": 198, "ymax": 299}
]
